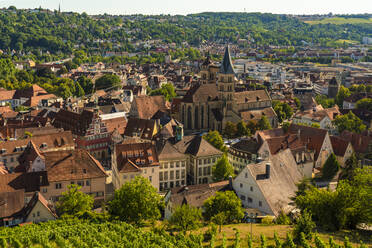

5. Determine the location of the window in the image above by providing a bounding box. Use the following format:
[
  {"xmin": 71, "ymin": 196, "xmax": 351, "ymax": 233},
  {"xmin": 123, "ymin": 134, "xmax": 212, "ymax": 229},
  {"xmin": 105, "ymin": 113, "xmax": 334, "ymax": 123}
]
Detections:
[
  {"xmin": 78, "ymin": 181, "xmax": 84, "ymax": 187},
  {"xmin": 123, "ymin": 175, "xmax": 127, "ymax": 179},
  {"xmin": 37, "ymin": 211, "xmax": 40, "ymax": 217},
  {"xmin": 259, "ymin": 201, "xmax": 262, "ymax": 207},
  {"xmin": 149, "ymin": 176, "xmax": 152, "ymax": 182},
  {"xmin": 70, "ymin": 181, "xmax": 75, "ymax": 185},
  {"xmin": 198, "ymin": 159, "xmax": 203, "ymax": 165},
  {"xmin": 170, "ymin": 171, "xmax": 174, "ymax": 180},
  {"xmin": 83, "ymin": 169, "xmax": 87, "ymax": 174},
  {"xmin": 170, "ymin": 162, "xmax": 174, "ymax": 168},
  {"xmin": 170, "ymin": 181, "xmax": 174, "ymax": 188},
  {"xmin": 152, "ymin": 168, "xmax": 154, "ymax": 173},
  {"xmin": 199, "ymin": 167, "xmax": 202, "ymax": 176},
  {"xmin": 42, "ymin": 188, "xmax": 47, "ymax": 193},
  {"xmin": 240, "ymin": 195, "xmax": 246, "ymax": 201},
  {"xmin": 144, "ymin": 169, "xmax": 147, "ymax": 174},
  {"xmin": 176, "ymin": 181, "xmax": 180, "ymax": 187},
  {"xmin": 55, "ymin": 183, "xmax": 62, "ymax": 189},
  {"xmin": 250, "ymin": 186, "xmax": 253, "ymax": 192},
  {"xmin": 164, "ymin": 163, "xmax": 168, "ymax": 169},
  {"xmin": 181, "ymin": 161, "xmax": 186, "ymax": 167},
  {"xmin": 212, "ymin": 158, "xmax": 216, "ymax": 163},
  {"xmin": 86, "ymin": 180, "xmax": 90, "ymax": 186},
  {"xmin": 240, "ymin": 183, "xmax": 243, "ymax": 188},
  {"xmin": 207, "ymin": 166, "xmax": 211, "ymax": 175},
  {"xmin": 159, "ymin": 172, "xmax": 163, "ymax": 181},
  {"xmin": 181, "ymin": 180, "xmax": 185, "ymax": 185},
  {"xmin": 204, "ymin": 159, "xmax": 207, "ymax": 164},
  {"xmin": 160, "ymin": 163, "xmax": 163, "ymax": 169},
  {"xmin": 248, "ymin": 197, "xmax": 253, "ymax": 203},
  {"xmin": 164, "ymin": 171, "xmax": 168, "ymax": 180},
  {"xmin": 176, "ymin": 162, "xmax": 180, "ymax": 167},
  {"xmin": 203, "ymin": 167, "xmax": 207, "ymax": 175},
  {"xmin": 10, "ymin": 157, "xmax": 14, "ymax": 162},
  {"xmin": 176, "ymin": 170, "xmax": 180, "ymax": 179},
  {"xmin": 208, "ymin": 158, "xmax": 211, "ymax": 164},
  {"xmin": 245, "ymin": 173, "xmax": 248, "ymax": 178},
  {"xmin": 181, "ymin": 170, "xmax": 185, "ymax": 178},
  {"xmin": 164, "ymin": 182, "xmax": 168, "ymax": 189}
]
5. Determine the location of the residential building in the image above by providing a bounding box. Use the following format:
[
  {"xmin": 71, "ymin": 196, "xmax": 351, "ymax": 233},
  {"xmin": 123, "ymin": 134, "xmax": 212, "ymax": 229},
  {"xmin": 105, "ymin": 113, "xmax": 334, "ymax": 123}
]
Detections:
[
  {"xmin": 330, "ymin": 136, "xmax": 354, "ymax": 166},
  {"xmin": 232, "ymin": 149, "xmax": 302, "ymax": 216},
  {"xmin": 227, "ymin": 138, "xmax": 260, "ymax": 173},
  {"xmin": 112, "ymin": 142, "xmax": 160, "ymax": 190}
]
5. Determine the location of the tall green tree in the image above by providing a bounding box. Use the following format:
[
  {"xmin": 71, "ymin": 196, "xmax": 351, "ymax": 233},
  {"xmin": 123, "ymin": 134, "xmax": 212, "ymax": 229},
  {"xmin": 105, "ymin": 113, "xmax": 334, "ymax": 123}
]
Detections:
[
  {"xmin": 236, "ymin": 121, "xmax": 250, "ymax": 137},
  {"xmin": 257, "ymin": 116, "xmax": 272, "ymax": 130},
  {"xmin": 333, "ymin": 111, "xmax": 366, "ymax": 134},
  {"xmin": 212, "ymin": 154, "xmax": 234, "ymax": 182},
  {"xmin": 203, "ymin": 130, "xmax": 227, "ymax": 152},
  {"xmin": 56, "ymin": 184, "xmax": 94, "ymax": 216},
  {"xmin": 95, "ymin": 74, "xmax": 121, "ymax": 90},
  {"xmin": 223, "ymin": 121, "xmax": 237, "ymax": 138},
  {"xmin": 109, "ymin": 176, "xmax": 162, "ymax": 224},
  {"xmin": 203, "ymin": 191, "xmax": 244, "ymax": 223},
  {"xmin": 335, "ymin": 86, "xmax": 351, "ymax": 107},
  {"xmin": 322, "ymin": 153, "xmax": 340, "ymax": 180},
  {"xmin": 169, "ymin": 204, "xmax": 202, "ymax": 232}
]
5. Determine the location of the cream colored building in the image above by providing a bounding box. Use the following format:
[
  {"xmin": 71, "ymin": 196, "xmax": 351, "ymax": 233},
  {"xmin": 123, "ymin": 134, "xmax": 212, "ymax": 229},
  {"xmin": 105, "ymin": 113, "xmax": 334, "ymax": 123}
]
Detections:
[{"xmin": 112, "ymin": 142, "xmax": 160, "ymax": 191}]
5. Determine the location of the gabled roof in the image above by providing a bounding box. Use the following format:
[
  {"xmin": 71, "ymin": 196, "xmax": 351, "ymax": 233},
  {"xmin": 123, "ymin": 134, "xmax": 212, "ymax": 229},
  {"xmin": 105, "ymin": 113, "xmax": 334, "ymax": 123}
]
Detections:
[
  {"xmin": 44, "ymin": 149, "xmax": 107, "ymax": 182},
  {"xmin": 0, "ymin": 171, "xmax": 49, "ymax": 193},
  {"xmin": 124, "ymin": 118, "xmax": 156, "ymax": 140},
  {"xmin": 17, "ymin": 141, "xmax": 45, "ymax": 173},
  {"xmin": 243, "ymin": 149, "xmax": 302, "ymax": 216},
  {"xmin": 330, "ymin": 136, "xmax": 351, "ymax": 157},
  {"xmin": 0, "ymin": 190, "xmax": 24, "ymax": 219},
  {"xmin": 23, "ymin": 192, "xmax": 57, "ymax": 219},
  {"xmin": 340, "ymin": 130, "xmax": 372, "ymax": 154},
  {"xmin": 220, "ymin": 46, "xmax": 235, "ymax": 74},
  {"xmin": 158, "ymin": 140, "xmax": 188, "ymax": 161},
  {"xmin": 118, "ymin": 160, "xmax": 141, "ymax": 173},
  {"xmin": 182, "ymin": 83, "xmax": 219, "ymax": 103},
  {"xmin": 173, "ymin": 135, "xmax": 223, "ymax": 157},
  {"xmin": 234, "ymin": 90, "xmax": 271, "ymax": 104},
  {"xmin": 133, "ymin": 95, "xmax": 169, "ymax": 119}
]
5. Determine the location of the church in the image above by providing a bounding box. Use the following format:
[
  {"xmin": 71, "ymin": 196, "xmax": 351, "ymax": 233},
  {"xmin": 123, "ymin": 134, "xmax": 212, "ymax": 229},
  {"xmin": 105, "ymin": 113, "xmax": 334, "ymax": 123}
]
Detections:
[{"xmin": 180, "ymin": 46, "xmax": 277, "ymax": 134}]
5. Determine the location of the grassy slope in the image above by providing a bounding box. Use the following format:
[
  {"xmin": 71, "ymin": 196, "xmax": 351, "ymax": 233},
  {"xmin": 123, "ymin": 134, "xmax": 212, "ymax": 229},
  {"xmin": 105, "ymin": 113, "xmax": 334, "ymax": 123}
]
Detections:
[
  {"xmin": 305, "ymin": 17, "xmax": 372, "ymax": 25},
  {"xmin": 194, "ymin": 224, "xmax": 371, "ymax": 247}
]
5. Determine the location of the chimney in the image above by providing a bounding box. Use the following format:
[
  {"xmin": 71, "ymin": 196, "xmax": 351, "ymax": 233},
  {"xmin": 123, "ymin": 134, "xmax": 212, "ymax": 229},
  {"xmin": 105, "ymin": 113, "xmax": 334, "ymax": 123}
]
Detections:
[
  {"xmin": 228, "ymin": 176, "xmax": 233, "ymax": 189},
  {"xmin": 265, "ymin": 163, "xmax": 271, "ymax": 179}
]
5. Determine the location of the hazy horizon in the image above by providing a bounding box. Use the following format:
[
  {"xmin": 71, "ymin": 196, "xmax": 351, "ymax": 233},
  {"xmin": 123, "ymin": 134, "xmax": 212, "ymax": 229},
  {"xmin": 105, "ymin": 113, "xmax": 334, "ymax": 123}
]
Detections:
[{"xmin": 0, "ymin": 0, "xmax": 371, "ymax": 16}]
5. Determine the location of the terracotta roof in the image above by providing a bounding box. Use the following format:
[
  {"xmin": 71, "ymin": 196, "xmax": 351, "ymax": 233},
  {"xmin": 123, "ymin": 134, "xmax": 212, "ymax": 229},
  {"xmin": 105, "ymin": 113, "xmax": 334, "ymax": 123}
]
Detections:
[
  {"xmin": 340, "ymin": 130, "xmax": 372, "ymax": 154},
  {"xmin": 240, "ymin": 107, "xmax": 277, "ymax": 122},
  {"xmin": 44, "ymin": 149, "xmax": 107, "ymax": 182},
  {"xmin": 168, "ymin": 180, "xmax": 230, "ymax": 208},
  {"xmin": 230, "ymin": 138, "xmax": 260, "ymax": 154},
  {"xmin": 115, "ymin": 142, "xmax": 159, "ymax": 173},
  {"xmin": 133, "ymin": 95, "xmax": 169, "ymax": 119},
  {"xmin": 0, "ymin": 89, "xmax": 16, "ymax": 101},
  {"xmin": 124, "ymin": 118, "xmax": 156, "ymax": 140},
  {"xmin": 17, "ymin": 141, "xmax": 45, "ymax": 173},
  {"xmin": 102, "ymin": 117, "xmax": 127, "ymax": 134},
  {"xmin": 173, "ymin": 135, "xmax": 223, "ymax": 157},
  {"xmin": 0, "ymin": 171, "xmax": 49, "ymax": 193},
  {"xmin": 53, "ymin": 109, "xmax": 94, "ymax": 136},
  {"xmin": 0, "ymin": 131, "xmax": 74, "ymax": 157},
  {"xmin": 0, "ymin": 190, "xmax": 24, "ymax": 219},
  {"xmin": 23, "ymin": 94, "xmax": 57, "ymax": 107},
  {"xmin": 118, "ymin": 160, "xmax": 141, "ymax": 173},
  {"xmin": 265, "ymin": 134, "xmax": 306, "ymax": 155},
  {"xmin": 330, "ymin": 136, "xmax": 351, "ymax": 157},
  {"xmin": 234, "ymin": 90, "xmax": 270, "ymax": 104}
]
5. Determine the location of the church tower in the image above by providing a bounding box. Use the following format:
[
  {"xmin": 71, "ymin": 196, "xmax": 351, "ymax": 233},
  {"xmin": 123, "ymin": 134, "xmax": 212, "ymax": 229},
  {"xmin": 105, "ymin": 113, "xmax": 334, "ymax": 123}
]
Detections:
[
  {"xmin": 199, "ymin": 52, "xmax": 218, "ymax": 84},
  {"xmin": 218, "ymin": 45, "xmax": 236, "ymax": 112}
]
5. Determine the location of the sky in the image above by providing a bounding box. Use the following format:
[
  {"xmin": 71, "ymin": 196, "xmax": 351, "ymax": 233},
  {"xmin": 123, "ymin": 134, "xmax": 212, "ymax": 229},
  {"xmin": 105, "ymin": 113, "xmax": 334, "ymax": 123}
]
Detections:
[{"xmin": 0, "ymin": 0, "xmax": 371, "ymax": 15}]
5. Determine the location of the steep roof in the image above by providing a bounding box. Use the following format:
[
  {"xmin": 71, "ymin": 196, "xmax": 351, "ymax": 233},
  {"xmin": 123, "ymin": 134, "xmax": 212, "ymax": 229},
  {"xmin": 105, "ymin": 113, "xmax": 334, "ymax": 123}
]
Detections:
[
  {"xmin": 17, "ymin": 141, "xmax": 45, "ymax": 172},
  {"xmin": 240, "ymin": 107, "xmax": 277, "ymax": 122},
  {"xmin": 234, "ymin": 90, "xmax": 271, "ymax": 104},
  {"xmin": 44, "ymin": 149, "xmax": 107, "ymax": 182},
  {"xmin": 330, "ymin": 136, "xmax": 351, "ymax": 157},
  {"xmin": 0, "ymin": 190, "xmax": 24, "ymax": 219},
  {"xmin": 182, "ymin": 83, "xmax": 219, "ymax": 103},
  {"xmin": 340, "ymin": 130, "xmax": 372, "ymax": 154},
  {"xmin": 124, "ymin": 118, "xmax": 156, "ymax": 140},
  {"xmin": 0, "ymin": 171, "xmax": 49, "ymax": 193},
  {"xmin": 133, "ymin": 95, "xmax": 169, "ymax": 119},
  {"xmin": 245, "ymin": 149, "xmax": 302, "ymax": 216},
  {"xmin": 173, "ymin": 135, "xmax": 223, "ymax": 157},
  {"xmin": 220, "ymin": 46, "xmax": 235, "ymax": 74},
  {"xmin": 23, "ymin": 192, "xmax": 57, "ymax": 219},
  {"xmin": 158, "ymin": 140, "xmax": 188, "ymax": 161}
]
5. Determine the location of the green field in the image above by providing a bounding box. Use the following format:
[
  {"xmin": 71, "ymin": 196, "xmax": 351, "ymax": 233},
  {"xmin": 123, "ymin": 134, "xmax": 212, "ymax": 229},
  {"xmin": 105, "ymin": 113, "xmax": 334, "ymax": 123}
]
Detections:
[{"xmin": 305, "ymin": 17, "xmax": 372, "ymax": 25}]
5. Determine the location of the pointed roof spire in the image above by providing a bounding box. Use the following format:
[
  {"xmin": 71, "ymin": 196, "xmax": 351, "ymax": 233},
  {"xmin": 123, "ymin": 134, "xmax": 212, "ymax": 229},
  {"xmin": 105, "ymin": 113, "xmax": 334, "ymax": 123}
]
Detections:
[{"xmin": 220, "ymin": 45, "xmax": 235, "ymax": 74}]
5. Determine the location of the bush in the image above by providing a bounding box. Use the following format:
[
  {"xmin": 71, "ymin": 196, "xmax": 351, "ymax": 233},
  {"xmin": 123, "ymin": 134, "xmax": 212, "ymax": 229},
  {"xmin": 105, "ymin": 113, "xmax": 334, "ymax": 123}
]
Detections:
[
  {"xmin": 276, "ymin": 211, "xmax": 291, "ymax": 225},
  {"xmin": 261, "ymin": 216, "xmax": 275, "ymax": 225},
  {"xmin": 293, "ymin": 210, "xmax": 316, "ymax": 242}
]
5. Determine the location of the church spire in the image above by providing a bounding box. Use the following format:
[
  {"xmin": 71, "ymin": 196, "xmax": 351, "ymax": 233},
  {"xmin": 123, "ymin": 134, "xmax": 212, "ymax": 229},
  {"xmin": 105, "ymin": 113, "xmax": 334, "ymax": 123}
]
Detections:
[{"xmin": 220, "ymin": 45, "xmax": 235, "ymax": 74}]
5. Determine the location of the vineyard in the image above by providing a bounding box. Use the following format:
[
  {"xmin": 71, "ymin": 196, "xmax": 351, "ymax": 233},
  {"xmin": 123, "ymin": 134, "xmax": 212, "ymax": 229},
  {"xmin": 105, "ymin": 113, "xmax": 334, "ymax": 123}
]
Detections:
[{"xmin": 0, "ymin": 220, "xmax": 203, "ymax": 248}]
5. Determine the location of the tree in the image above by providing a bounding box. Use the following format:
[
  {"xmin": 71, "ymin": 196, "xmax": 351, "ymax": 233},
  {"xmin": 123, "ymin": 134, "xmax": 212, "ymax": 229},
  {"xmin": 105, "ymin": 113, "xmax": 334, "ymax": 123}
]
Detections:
[
  {"xmin": 339, "ymin": 153, "xmax": 360, "ymax": 181},
  {"xmin": 295, "ymin": 167, "xmax": 372, "ymax": 230},
  {"xmin": 315, "ymin": 95, "xmax": 335, "ymax": 108},
  {"xmin": 356, "ymin": 98, "xmax": 372, "ymax": 111},
  {"xmin": 257, "ymin": 116, "xmax": 272, "ymax": 130},
  {"xmin": 212, "ymin": 154, "xmax": 234, "ymax": 182},
  {"xmin": 294, "ymin": 97, "xmax": 301, "ymax": 109},
  {"xmin": 236, "ymin": 121, "xmax": 250, "ymax": 137},
  {"xmin": 333, "ymin": 111, "xmax": 366, "ymax": 134},
  {"xmin": 223, "ymin": 121, "xmax": 237, "ymax": 138},
  {"xmin": 322, "ymin": 153, "xmax": 340, "ymax": 180},
  {"xmin": 335, "ymin": 86, "xmax": 351, "ymax": 107},
  {"xmin": 95, "ymin": 74, "xmax": 121, "ymax": 90},
  {"xmin": 293, "ymin": 210, "xmax": 315, "ymax": 241},
  {"xmin": 211, "ymin": 212, "xmax": 227, "ymax": 232},
  {"xmin": 56, "ymin": 184, "xmax": 94, "ymax": 216},
  {"xmin": 149, "ymin": 83, "xmax": 176, "ymax": 101},
  {"xmin": 109, "ymin": 176, "xmax": 162, "ymax": 224},
  {"xmin": 203, "ymin": 130, "xmax": 227, "ymax": 152},
  {"xmin": 203, "ymin": 191, "xmax": 244, "ymax": 223},
  {"xmin": 169, "ymin": 204, "xmax": 202, "ymax": 232}
]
